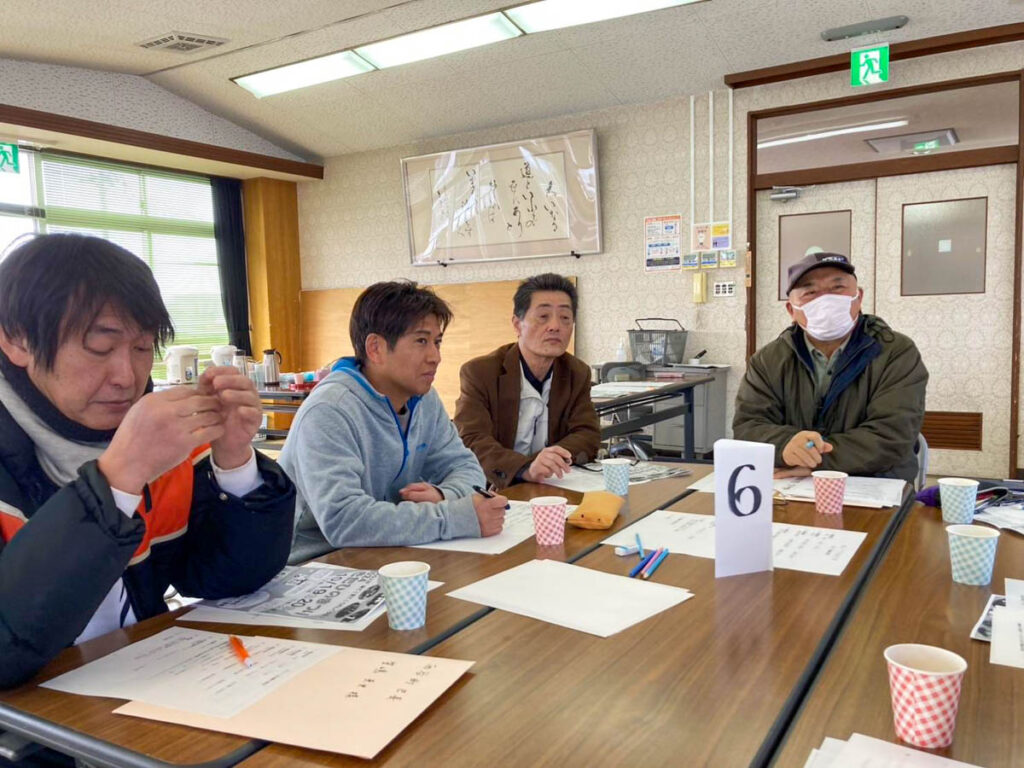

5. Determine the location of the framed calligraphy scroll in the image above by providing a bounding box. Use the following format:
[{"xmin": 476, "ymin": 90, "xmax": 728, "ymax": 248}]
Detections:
[{"xmin": 402, "ymin": 129, "xmax": 601, "ymax": 265}]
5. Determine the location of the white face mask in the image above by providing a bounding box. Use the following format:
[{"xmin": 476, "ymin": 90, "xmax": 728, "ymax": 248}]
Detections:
[{"xmin": 793, "ymin": 293, "xmax": 857, "ymax": 342}]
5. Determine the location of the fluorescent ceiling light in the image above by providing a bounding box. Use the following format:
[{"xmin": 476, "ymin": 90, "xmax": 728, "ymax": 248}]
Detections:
[
  {"xmin": 356, "ymin": 13, "xmax": 521, "ymax": 69},
  {"xmin": 757, "ymin": 120, "xmax": 909, "ymax": 149},
  {"xmin": 233, "ymin": 51, "xmax": 375, "ymax": 98},
  {"xmin": 505, "ymin": 0, "xmax": 702, "ymax": 34}
]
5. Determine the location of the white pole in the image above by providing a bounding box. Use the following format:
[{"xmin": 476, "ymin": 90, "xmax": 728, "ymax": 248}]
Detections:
[
  {"xmin": 690, "ymin": 94, "xmax": 695, "ymax": 231},
  {"xmin": 728, "ymin": 87, "xmax": 734, "ymax": 229},
  {"xmin": 708, "ymin": 90, "xmax": 715, "ymax": 223}
]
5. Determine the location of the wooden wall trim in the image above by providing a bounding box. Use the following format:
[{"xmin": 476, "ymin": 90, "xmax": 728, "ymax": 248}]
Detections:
[
  {"xmin": 726, "ymin": 23, "xmax": 1024, "ymax": 89},
  {"xmin": 0, "ymin": 103, "xmax": 324, "ymax": 179},
  {"xmin": 1010, "ymin": 73, "xmax": 1024, "ymax": 476},
  {"xmin": 746, "ymin": 109, "xmax": 757, "ymax": 359},
  {"xmin": 921, "ymin": 411, "xmax": 984, "ymax": 451},
  {"xmin": 748, "ymin": 71, "xmax": 1020, "ymax": 121},
  {"xmin": 755, "ymin": 146, "xmax": 1017, "ymax": 190}
]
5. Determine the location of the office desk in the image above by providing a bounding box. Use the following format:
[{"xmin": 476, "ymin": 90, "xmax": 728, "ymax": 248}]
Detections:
[
  {"xmin": 593, "ymin": 376, "xmax": 713, "ymax": 460},
  {"xmin": 257, "ymin": 387, "xmax": 309, "ymax": 439},
  {"xmin": 243, "ymin": 486, "xmax": 912, "ymax": 768},
  {"xmin": 771, "ymin": 503, "xmax": 1024, "ymax": 767},
  {"xmin": 0, "ymin": 469, "xmax": 703, "ymax": 768}
]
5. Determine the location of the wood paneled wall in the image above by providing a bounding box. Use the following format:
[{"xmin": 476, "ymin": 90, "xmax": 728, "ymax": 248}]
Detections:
[
  {"xmin": 299, "ymin": 278, "xmax": 576, "ymax": 413},
  {"xmin": 922, "ymin": 411, "xmax": 984, "ymax": 451}
]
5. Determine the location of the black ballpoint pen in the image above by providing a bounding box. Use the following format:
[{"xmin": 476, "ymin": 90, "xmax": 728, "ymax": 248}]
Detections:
[{"xmin": 473, "ymin": 484, "xmax": 510, "ymax": 510}]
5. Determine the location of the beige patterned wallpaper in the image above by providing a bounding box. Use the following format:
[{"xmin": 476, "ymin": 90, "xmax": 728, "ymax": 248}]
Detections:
[{"xmin": 1, "ymin": 57, "xmax": 301, "ymax": 160}]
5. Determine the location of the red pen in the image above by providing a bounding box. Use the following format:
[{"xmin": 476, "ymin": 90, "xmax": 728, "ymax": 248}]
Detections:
[{"xmin": 229, "ymin": 635, "xmax": 254, "ymax": 668}]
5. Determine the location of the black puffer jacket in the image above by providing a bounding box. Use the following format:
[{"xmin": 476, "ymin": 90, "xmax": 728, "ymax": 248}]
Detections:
[{"xmin": 0, "ymin": 401, "xmax": 296, "ymax": 689}]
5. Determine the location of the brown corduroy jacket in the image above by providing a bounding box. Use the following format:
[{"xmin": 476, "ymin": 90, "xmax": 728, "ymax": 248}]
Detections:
[{"xmin": 454, "ymin": 343, "xmax": 601, "ymax": 489}]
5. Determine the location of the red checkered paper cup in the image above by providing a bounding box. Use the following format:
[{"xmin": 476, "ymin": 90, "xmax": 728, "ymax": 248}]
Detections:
[
  {"xmin": 530, "ymin": 496, "xmax": 567, "ymax": 546},
  {"xmin": 883, "ymin": 644, "xmax": 967, "ymax": 749},
  {"xmin": 811, "ymin": 470, "xmax": 847, "ymax": 515}
]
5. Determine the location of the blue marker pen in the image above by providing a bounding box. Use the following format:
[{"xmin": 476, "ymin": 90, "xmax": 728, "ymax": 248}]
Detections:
[
  {"xmin": 628, "ymin": 550, "xmax": 657, "ymax": 578},
  {"xmin": 635, "ymin": 533, "xmax": 644, "ymax": 559}
]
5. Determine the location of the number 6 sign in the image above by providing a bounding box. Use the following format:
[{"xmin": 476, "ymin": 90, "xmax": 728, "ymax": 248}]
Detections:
[{"xmin": 714, "ymin": 439, "xmax": 774, "ymax": 578}]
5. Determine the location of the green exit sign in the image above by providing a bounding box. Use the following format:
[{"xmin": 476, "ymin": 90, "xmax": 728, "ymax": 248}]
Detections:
[
  {"xmin": 0, "ymin": 143, "xmax": 18, "ymax": 174},
  {"xmin": 851, "ymin": 43, "xmax": 889, "ymax": 87},
  {"xmin": 914, "ymin": 139, "xmax": 941, "ymax": 152}
]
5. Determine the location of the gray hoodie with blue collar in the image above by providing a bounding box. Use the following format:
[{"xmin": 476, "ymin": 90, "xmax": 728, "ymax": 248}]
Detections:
[{"xmin": 279, "ymin": 357, "xmax": 484, "ymax": 560}]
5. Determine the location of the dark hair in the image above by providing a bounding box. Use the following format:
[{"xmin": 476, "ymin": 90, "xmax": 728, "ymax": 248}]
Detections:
[
  {"xmin": 349, "ymin": 281, "xmax": 453, "ymax": 364},
  {"xmin": 0, "ymin": 234, "xmax": 174, "ymax": 370},
  {"xmin": 513, "ymin": 273, "xmax": 578, "ymax": 319}
]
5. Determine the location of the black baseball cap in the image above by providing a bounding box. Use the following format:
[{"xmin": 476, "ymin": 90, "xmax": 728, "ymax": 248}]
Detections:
[{"xmin": 786, "ymin": 252, "xmax": 856, "ymax": 294}]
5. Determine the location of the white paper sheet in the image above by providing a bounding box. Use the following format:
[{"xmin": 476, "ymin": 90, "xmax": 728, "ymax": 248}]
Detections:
[
  {"xmin": 974, "ymin": 504, "xmax": 1024, "ymax": 535},
  {"xmin": 447, "ymin": 559, "xmax": 693, "ymax": 637},
  {"xmin": 688, "ymin": 472, "xmax": 904, "ymax": 509},
  {"xmin": 41, "ymin": 627, "xmax": 339, "ymax": 718},
  {"xmin": 542, "ymin": 462, "xmax": 691, "ymax": 493},
  {"xmin": 411, "ymin": 501, "xmax": 576, "ymax": 555},
  {"xmin": 590, "ymin": 381, "xmax": 664, "ymax": 398},
  {"xmin": 1005, "ymin": 577, "xmax": 1024, "ymax": 610},
  {"xmin": 810, "ymin": 732, "xmax": 983, "ymax": 766},
  {"xmin": 990, "ymin": 606, "xmax": 1024, "ymax": 669},
  {"xmin": 602, "ymin": 510, "xmax": 866, "ymax": 576},
  {"xmin": 178, "ymin": 564, "xmax": 441, "ymax": 631}
]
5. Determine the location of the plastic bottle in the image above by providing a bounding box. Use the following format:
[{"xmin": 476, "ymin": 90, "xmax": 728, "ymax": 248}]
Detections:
[{"xmin": 615, "ymin": 337, "xmax": 628, "ymax": 362}]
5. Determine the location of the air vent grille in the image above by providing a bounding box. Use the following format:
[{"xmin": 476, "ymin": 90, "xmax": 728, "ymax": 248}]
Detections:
[{"xmin": 138, "ymin": 32, "xmax": 228, "ymax": 54}]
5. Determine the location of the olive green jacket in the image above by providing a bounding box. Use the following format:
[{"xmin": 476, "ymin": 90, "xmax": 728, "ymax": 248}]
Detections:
[{"xmin": 733, "ymin": 315, "xmax": 927, "ymax": 483}]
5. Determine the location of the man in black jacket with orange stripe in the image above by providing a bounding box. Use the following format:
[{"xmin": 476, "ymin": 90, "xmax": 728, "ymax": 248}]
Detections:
[{"xmin": 0, "ymin": 234, "xmax": 295, "ymax": 691}]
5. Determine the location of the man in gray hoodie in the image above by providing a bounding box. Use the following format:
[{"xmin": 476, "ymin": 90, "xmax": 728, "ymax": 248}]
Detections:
[{"xmin": 280, "ymin": 281, "xmax": 506, "ymax": 561}]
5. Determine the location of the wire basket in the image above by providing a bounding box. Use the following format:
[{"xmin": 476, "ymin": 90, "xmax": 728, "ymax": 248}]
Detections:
[{"xmin": 627, "ymin": 318, "xmax": 688, "ymax": 366}]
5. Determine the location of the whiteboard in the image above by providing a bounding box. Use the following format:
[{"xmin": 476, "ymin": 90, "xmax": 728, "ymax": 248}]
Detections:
[{"xmin": 402, "ymin": 129, "xmax": 601, "ymax": 265}]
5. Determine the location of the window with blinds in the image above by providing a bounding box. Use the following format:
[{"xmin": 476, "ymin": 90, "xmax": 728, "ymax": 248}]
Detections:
[
  {"xmin": 0, "ymin": 153, "xmax": 40, "ymax": 255},
  {"xmin": 36, "ymin": 155, "xmax": 229, "ymax": 380}
]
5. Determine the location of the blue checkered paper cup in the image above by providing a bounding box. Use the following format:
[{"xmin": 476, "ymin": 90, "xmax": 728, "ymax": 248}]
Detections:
[
  {"xmin": 378, "ymin": 561, "xmax": 430, "ymax": 630},
  {"xmin": 946, "ymin": 525, "xmax": 999, "ymax": 586},
  {"xmin": 939, "ymin": 478, "xmax": 979, "ymax": 524},
  {"xmin": 601, "ymin": 458, "xmax": 631, "ymax": 496}
]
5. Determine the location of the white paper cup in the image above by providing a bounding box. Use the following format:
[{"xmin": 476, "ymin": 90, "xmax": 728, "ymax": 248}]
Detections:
[
  {"xmin": 530, "ymin": 496, "xmax": 567, "ymax": 546},
  {"xmin": 946, "ymin": 524, "xmax": 1000, "ymax": 585},
  {"xmin": 601, "ymin": 458, "xmax": 631, "ymax": 496},
  {"xmin": 811, "ymin": 470, "xmax": 847, "ymax": 515},
  {"xmin": 938, "ymin": 478, "xmax": 979, "ymax": 524},
  {"xmin": 378, "ymin": 561, "xmax": 430, "ymax": 630},
  {"xmin": 884, "ymin": 644, "xmax": 967, "ymax": 749}
]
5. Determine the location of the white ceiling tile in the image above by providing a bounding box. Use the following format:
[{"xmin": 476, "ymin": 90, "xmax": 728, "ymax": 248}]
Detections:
[
  {"xmin": 570, "ymin": 19, "xmax": 723, "ymax": 104},
  {"xmin": 378, "ymin": 49, "xmax": 620, "ymax": 142}
]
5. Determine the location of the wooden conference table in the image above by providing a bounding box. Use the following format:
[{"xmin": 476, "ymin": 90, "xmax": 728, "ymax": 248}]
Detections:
[
  {"xmin": 772, "ymin": 501, "xmax": 1024, "ymax": 767},
  {"xmin": 0, "ymin": 469, "xmax": 700, "ymax": 768},
  {"xmin": 244, "ymin": 483, "xmax": 913, "ymax": 767}
]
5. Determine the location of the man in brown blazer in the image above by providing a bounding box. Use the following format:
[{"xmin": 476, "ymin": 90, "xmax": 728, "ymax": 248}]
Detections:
[{"xmin": 454, "ymin": 274, "xmax": 601, "ymax": 489}]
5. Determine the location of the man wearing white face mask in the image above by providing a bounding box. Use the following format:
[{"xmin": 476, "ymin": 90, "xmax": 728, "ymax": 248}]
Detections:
[{"xmin": 733, "ymin": 252, "xmax": 927, "ymax": 483}]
